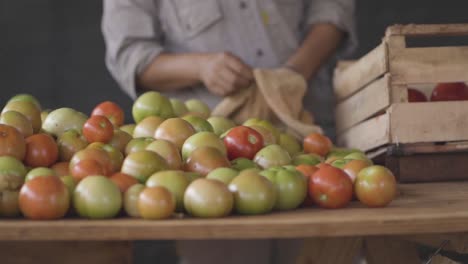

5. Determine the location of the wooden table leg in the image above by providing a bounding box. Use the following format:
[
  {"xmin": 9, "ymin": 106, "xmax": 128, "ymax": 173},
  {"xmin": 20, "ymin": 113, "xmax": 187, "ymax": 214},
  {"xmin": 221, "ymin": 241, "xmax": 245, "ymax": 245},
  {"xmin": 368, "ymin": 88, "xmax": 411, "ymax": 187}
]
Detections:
[
  {"xmin": 296, "ymin": 237, "xmax": 363, "ymax": 264},
  {"xmin": 0, "ymin": 241, "xmax": 133, "ymax": 264}
]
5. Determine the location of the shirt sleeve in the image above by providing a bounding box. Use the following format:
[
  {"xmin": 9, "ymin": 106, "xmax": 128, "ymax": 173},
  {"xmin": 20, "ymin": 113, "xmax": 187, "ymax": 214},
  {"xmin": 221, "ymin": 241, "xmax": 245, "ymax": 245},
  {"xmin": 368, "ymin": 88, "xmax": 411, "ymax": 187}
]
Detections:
[
  {"xmin": 102, "ymin": 0, "xmax": 164, "ymax": 99},
  {"xmin": 303, "ymin": 0, "xmax": 357, "ymax": 57}
]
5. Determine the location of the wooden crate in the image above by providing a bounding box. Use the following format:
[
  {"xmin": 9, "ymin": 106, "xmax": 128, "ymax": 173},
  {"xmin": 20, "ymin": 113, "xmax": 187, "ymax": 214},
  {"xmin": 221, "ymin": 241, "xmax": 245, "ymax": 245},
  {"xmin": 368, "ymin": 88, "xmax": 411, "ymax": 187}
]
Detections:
[{"xmin": 334, "ymin": 24, "xmax": 468, "ymax": 152}]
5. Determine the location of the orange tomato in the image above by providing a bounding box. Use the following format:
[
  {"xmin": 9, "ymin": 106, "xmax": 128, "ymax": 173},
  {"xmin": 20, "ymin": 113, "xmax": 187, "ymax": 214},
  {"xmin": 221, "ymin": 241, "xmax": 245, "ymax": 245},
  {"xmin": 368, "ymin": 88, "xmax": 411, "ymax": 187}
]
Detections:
[
  {"xmin": 24, "ymin": 133, "xmax": 59, "ymax": 167},
  {"xmin": 0, "ymin": 124, "xmax": 26, "ymax": 160},
  {"xmin": 110, "ymin": 172, "xmax": 139, "ymax": 193},
  {"xmin": 83, "ymin": 115, "xmax": 114, "ymax": 143},
  {"xmin": 91, "ymin": 101, "xmax": 125, "ymax": 127},
  {"xmin": 309, "ymin": 165, "xmax": 353, "ymax": 209},
  {"xmin": 50, "ymin": 161, "xmax": 70, "ymax": 177},
  {"xmin": 138, "ymin": 186, "xmax": 175, "ymax": 220},
  {"xmin": 343, "ymin": 159, "xmax": 371, "ymax": 183},
  {"xmin": 303, "ymin": 133, "xmax": 332, "ymax": 157},
  {"xmin": 70, "ymin": 159, "xmax": 107, "ymax": 182},
  {"xmin": 19, "ymin": 176, "xmax": 69, "ymax": 220}
]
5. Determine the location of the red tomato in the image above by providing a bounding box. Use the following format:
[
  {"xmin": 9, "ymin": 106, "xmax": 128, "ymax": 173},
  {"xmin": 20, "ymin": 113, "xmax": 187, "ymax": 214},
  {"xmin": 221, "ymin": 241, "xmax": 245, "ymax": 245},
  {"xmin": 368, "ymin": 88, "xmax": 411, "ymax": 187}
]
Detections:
[
  {"xmin": 91, "ymin": 101, "xmax": 125, "ymax": 127},
  {"xmin": 303, "ymin": 133, "xmax": 332, "ymax": 157},
  {"xmin": 223, "ymin": 126, "xmax": 263, "ymax": 160},
  {"xmin": 430, "ymin": 82, "xmax": 468, "ymax": 101},
  {"xmin": 24, "ymin": 133, "xmax": 59, "ymax": 167},
  {"xmin": 296, "ymin": 164, "xmax": 319, "ymax": 207},
  {"xmin": 70, "ymin": 159, "xmax": 107, "ymax": 182},
  {"xmin": 0, "ymin": 124, "xmax": 26, "ymax": 160},
  {"xmin": 82, "ymin": 115, "xmax": 114, "ymax": 143},
  {"xmin": 110, "ymin": 172, "xmax": 139, "ymax": 193},
  {"xmin": 69, "ymin": 148, "xmax": 113, "ymax": 177},
  {"xmin": 407, "ymin": 88, "xmax": 427, "ymax": 102},
  {"xmin": 355, "ymin": 165, "xmax": 397, "ymax": 207},
  {"xmin": 309, "ymin": 165, "xmax": 353, "ymax": 209},
  {"xmin": 19, "ymin": 175, "xmax": 69, "ymax": 220},
  {"xmin": 50, "ymin": 161, "xmax": 70, "ymax": 177}
]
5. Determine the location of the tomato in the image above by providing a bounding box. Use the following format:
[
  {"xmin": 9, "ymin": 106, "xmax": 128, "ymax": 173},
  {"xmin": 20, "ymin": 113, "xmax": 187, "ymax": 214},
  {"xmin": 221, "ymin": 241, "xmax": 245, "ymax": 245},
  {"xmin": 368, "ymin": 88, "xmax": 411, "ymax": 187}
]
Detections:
[
  {"xmin": 260, "ymin": 166, "xmax": 307, "ymax": 210},
  {"xmin": 343, "ymin": 159, "xmax": 371, "ymax": 183},
  {"xmin": 19, "ymin": 176, "xmax": 69, "ymax": 220},
  {"xmin": 254, "ymin": 144, "xmax": 291, "ymax": 169},
  {"xmin": 109, "ymin": 129, "xmax": 132, "ymax": 154},
  {"xmin": 57, "ymin": 129, "xmax": 88, "ymax": 162},
  {"xmin": 133, "ymin": 116, "xmax": 164, "ymax": 138},
  {"xmin": 0, "ymin": 156, "xmax": 27, "ymax": 192},
  {"xmin": 228, "ymin": 169, "xmax": 277, "ymax": 215},
  {"xmin": 170, "ymin": 98, "xmax": 189, "ymax": 117},
  {"xmin": 71, "ymin": 159, "xmax": 107, "ymax": 182},
  {"xmin": 69, "ymin": 148, "xmax": 113, "ymax": 177},
  {"xmin": 138, "ymin": 186, "xmax": 175, "ymax": 220},
  {"xmin": 248, "ymin": 125, "xmax": 276, "ymax": 146},
  {"xmin": 355, "ymin": 165, "xmax": 397, "ymax": 207},
  {"xmin": 42, "ymin": 107, "xmax": 88, "ymax": 137},
  {"xmin": 303, "ymin": 132, "xmax": 333, "ymax": 157},
  {"xmin": 125, "ymin": 137, "xmax": 154, "ymax": 156},
  {"xmin": 182, "ymin": 115, "xmax": 214, "ymax": 133},
  {"xmin": 207, "ymin": 116, "xmax": 235, "ymax": 137},
  {"xmin": 110, "ymin": 172, "xmax": 139, "ymax": 193},
  {"xmin": 295, "ymin": 164, "xmax": 319, "ymax": 206},
  {"xmin": 132, "ymin": 91, "xmax": 174, "ymax": 122},
  {"xmin": 184, "ymin": 99, "xmax": 211, "ymax": 119},
  {"xmin": 51, "ymin": 162, "xmax": 70, "ymax": 177},
  {"xmin": 279, "ymin": 133, "xmax": 301, "ymax": 157},
  {"xmin": 407, "ymin": 88, "xmax": 427, "ymax": 102},
  {"xmin": 0, "ymin": 111, "xmax": 33, "ymax": 138},
  {"xmin": 124, "ymin": 183, "xmax": 145, "ymax": 217},
  {"xmin": 0, "ymin": 190, "xmax": 20, "ymax": 217},
  {"xmin": 185, "ymin": 146, "xmax": 230, "ymax": 176},
  {"xmin": 82, "ymin": 115, "xmax": 114, "ymax": 143},
  {"xmin": 146, "ymin": 139, "xmax": 183, "ymax": 170},
  {"xmin": 309, "ymin": 165, "xmax": 353, "ymax": 209},
  {"xmin": 430, "ymin": 82, "xmax": 468, "ymax": 101},
  {"xmin": 73, "ymin": 175, "xmax": 122, "ymax": 219},
  {"xmin": 121, "ymin": 150, "xmax": 168, "ymax": 183},
  {"xmin": 243, "ymin": 118, "xmax": 280, "ymax": 143},
  {"xmin": 87, "ymin": 142, "xmax": 123, "ymax": 174},
  {"xmin": 25, "ymin": 167, "xmax": 57, "ymax": 182},
  {"xmin": 2, "ymin": 100, "xmax": 42, "ymax": 133},
  {"xmin": 0, "ymin": 124, "xmax": 26, "ymax": 160},
  {"xmin": 224, "ymin": 126, "xmax": 263, "ymax": 160},
  {"xmin": 91, "ymin": 101, "xmax": 125, "ymax": 127},
  {"xmin": 181, "ymin": 132, "xmax": 227, "ymax": 160},
  {"xmin": 184, "ymin": 178, "xmax": 233, "ymax": 218},
  {"xmin": 7, "ymin": 94, "xmax": 41, "ymax": 110},
  {"xmin": 154, "ymin": 118, "xmax": 196, "ymax": 150},
  {"xmin": 24, "ymin": 133, "xmax": 59, "ymax": 167},
  {"xmin": 146, "ymin": 170, "xmax": 190, "ymax": 212},
  {"xmin": 206, "ymin": 167, "xmax": 239, "ymax": 185}
]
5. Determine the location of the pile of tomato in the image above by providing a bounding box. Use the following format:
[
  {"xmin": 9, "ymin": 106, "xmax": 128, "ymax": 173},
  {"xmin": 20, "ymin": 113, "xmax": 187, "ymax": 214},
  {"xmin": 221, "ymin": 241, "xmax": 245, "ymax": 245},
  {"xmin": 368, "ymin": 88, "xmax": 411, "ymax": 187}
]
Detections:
[{"xmin": 0, "ymin": 91, "xmax": 398, "ymax": 220}]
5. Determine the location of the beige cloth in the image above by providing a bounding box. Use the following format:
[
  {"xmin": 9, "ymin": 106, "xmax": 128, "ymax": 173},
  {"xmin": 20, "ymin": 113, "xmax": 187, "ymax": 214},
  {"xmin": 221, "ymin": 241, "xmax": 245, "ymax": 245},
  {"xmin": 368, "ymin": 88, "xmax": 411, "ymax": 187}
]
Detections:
[{"xmin": 212, "ymin": 68, "xmax": 323, "ymax": 138}]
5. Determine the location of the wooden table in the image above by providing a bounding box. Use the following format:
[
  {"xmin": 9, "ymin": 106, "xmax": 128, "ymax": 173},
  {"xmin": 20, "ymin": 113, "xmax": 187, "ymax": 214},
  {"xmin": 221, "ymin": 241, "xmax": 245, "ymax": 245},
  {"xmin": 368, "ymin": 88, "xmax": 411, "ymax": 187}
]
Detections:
[{"xmin": 1, "ymin": 182, "xmax": 467, "ymax": 263}]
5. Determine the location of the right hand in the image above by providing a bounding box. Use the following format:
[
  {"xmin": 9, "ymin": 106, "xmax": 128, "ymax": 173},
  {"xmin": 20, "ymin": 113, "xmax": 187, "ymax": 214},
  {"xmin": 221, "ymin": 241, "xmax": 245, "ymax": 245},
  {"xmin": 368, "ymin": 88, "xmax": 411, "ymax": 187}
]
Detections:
[{"xmin": 198, "ymin": 52, "xmax": 254, "ymax": 96}]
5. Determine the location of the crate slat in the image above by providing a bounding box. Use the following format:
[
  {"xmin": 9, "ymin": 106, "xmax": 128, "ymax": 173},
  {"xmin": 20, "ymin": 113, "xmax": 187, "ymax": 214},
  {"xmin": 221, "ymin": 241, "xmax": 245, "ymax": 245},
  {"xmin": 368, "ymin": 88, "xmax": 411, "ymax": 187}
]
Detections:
[
  {"xmin": 333, "ymin": 42, "xmax": 387, "ymax": 101},
  {"xmin": 386, "ymin": 23, "xmax": 468, "ymax": 37},
  {"xmin": 336, "ymin": 74, "xmax": 391, "ymax": 133},
  {"xmin": 389, "ymin": 101, "xmax": 468, "ymax": 144},
  {"xmin": 337, "ymin": 113, "xmax": 390, "ymax": 151},
  {"xmin": 390, "ymin": 46, "xmax": 468, "ymax": 85}
]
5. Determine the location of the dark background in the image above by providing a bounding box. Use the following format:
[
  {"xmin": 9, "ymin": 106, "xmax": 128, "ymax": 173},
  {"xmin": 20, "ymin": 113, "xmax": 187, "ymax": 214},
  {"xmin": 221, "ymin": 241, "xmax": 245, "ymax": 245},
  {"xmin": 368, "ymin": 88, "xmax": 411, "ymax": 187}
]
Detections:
[
  {"xmin": 2, "ymin": 1, "xmax": 467, "ymax": 121},
  {"xmin": 0, "ymin": 1, "xmax": 466, "ymax": 263}
]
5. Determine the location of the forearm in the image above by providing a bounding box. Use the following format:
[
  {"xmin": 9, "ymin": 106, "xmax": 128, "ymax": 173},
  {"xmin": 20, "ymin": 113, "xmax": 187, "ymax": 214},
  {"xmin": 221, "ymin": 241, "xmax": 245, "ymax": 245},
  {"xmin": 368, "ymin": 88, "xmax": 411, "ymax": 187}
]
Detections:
[
  {"xmin": 137, "ymin": 53, "xmax": 205, "ymax": 92},
  {"xmin": 285, "ymin": 23, "xmax": 344, "ymax": 80}
]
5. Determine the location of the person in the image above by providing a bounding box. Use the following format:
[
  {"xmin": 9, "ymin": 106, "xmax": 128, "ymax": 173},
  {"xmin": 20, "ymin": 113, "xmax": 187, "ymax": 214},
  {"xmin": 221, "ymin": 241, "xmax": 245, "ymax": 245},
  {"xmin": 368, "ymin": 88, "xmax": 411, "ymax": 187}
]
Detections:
[{"xmin": 102, "ymin": 1, "xmax": 356, "ymax": 263}]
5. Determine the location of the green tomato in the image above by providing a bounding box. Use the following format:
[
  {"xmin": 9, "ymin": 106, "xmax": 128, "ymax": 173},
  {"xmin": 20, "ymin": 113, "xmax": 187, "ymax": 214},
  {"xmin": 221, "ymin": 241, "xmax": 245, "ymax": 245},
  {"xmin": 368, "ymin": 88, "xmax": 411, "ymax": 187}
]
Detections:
[
  {"xmin": 181, "ymin": 132, "xmax": 226, "ymax": 160},
  {"xmin": 260, "ymin": 167, "xmax": 307, "ymax": 210},
  {"xmin": 25, "ymin": 167, "xmax": 57, "ymax": 182},
  {"xmin": 206, "ymin": 167, "xmax": 239, "ymax": 185},
  {"xmin": 207, "ymin": 117, "xmax": 236, "ymax": 137},
  {"xmin": 184, "ymin": 99, "xmax": 211, "ymax": 119},
  {"xmin": 228, "ymin": 169, "xmax": 277, "ymax": 215},
  {"xmin": 292, "ymin": 153, "xmax": 323, "ymax": 166},
  {"xmin": 231, "ymin": 158, "xmax": 259, "ymax": 171},
  {"xmin": 182, "ymin": 115, "xmax": 214, "ymax": 133},
  {"xmin": 0, "ymin": 156, "xmax": 27, "ymax": 192},
  {"xmin": 132, "ymin": 91, "xmax": 174, "ymax": 123},
  {"xmin": 42, "ymin": 108, "xmax": 87, "ymax": 137},
  {"xmin": 170, "ymin": 98, "xmax": 189, "ymax": 117},
  {"xmin": 344, "ymin": 152, "xmax": 373, "ymax": 165},
  {"xmin": 73, "ymin": 176, "xmax": 122, "ymax": 219},
  {"xmin": 8, "ymin": 94, "xmax": 42, "ymax": 111},
  {"xmin": 279, "ymin": 133, "xmax": 301, "ymax": 157},
  {"xmin": 254, "ymin": 144, "xmax": 291, "ymax": 169}
]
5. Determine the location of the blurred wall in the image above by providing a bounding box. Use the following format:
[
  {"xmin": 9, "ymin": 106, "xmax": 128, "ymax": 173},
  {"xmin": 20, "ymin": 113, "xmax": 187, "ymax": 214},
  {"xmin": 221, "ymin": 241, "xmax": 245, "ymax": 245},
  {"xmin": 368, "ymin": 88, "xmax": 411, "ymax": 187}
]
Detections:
[{"xmin": 1, "ymin": 1, "xmax": 467, "ymax": 119}]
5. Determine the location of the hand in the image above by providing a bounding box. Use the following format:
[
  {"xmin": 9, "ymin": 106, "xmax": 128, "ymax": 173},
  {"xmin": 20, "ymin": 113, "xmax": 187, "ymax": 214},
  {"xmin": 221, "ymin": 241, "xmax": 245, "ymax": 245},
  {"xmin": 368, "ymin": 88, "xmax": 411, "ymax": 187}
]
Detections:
[{"xmin": 198, "ymin": 52, "xmax": 253, "ymax": 96}]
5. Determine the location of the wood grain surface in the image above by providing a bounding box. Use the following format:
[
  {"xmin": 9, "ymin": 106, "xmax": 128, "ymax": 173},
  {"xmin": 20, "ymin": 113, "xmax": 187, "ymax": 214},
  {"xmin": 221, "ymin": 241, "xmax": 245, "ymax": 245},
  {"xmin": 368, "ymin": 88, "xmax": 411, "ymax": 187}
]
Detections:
[{"xmin": 1, "ymin": 182, "xmax": 468, "ymax": 241}]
